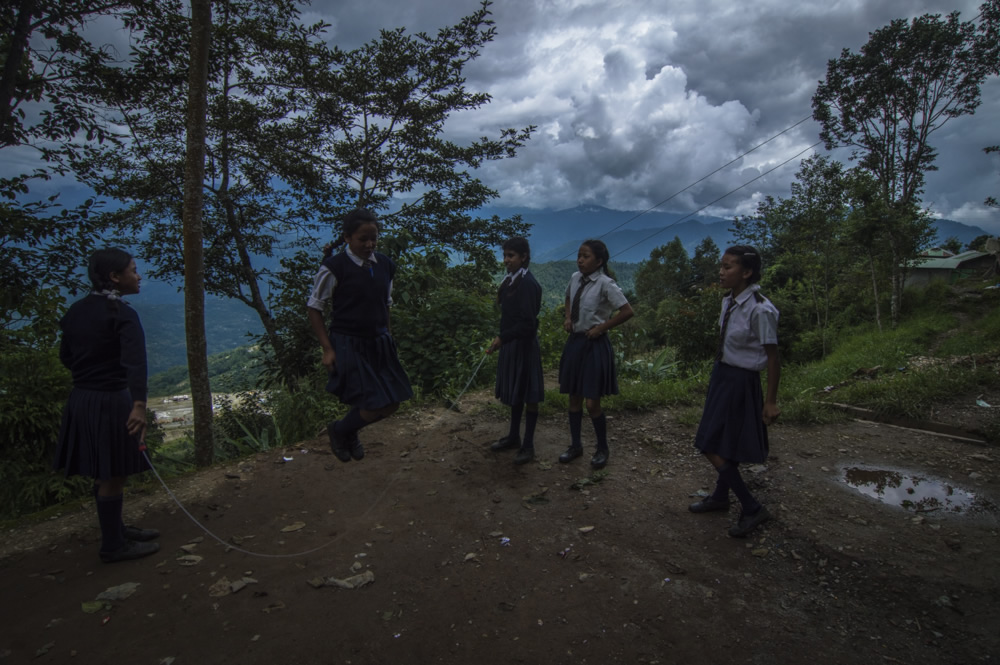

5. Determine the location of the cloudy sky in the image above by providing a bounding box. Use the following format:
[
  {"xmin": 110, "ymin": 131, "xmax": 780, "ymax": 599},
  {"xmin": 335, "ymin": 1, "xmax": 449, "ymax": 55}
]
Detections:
[{"xmin": 303, "ymin": 0, "xmax": 1000, "ymax": 234}]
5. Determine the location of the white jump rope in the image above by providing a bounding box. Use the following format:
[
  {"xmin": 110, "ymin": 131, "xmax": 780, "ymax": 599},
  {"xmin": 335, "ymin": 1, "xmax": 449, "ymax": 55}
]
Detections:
[{"xmin": 141, "ymin": 348, "xmax": 491, "ymax": 558}]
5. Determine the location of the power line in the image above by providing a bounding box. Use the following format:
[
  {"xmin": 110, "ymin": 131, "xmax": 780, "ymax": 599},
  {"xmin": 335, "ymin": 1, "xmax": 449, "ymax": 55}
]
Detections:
[
  {"xmin": 552, "ymin": 113, "xmax": 816, "ymax": 262},
  {"xmin": 610, "ymin": 140, "xmax": 823, "ymax": 260},
  {"xmin": 598, "ymin": 115, "xmax": 814, "ymax": 239}
]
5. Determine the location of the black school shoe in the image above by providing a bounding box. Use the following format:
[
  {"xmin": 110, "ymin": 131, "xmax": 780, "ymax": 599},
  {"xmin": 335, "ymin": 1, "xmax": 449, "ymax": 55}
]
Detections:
[
  {"xmin": 100, "ymin": 539, "xmax": 160, "ymax": 563},
  {"xmin": 590, "ymin": 447, "xmax": 609, "ymax": 470},
  {"xmin": 513, "ymin": 446, "xmax": 534, "ymax": 465},
  {"xmin": 728, "ymin": 506, "xmax": 772, "ymax": 538},
  {"xmin": 558, "ymin": 445, "xmax": 583, "ymax": 463},
  {"xmin": 688, "ymin": 497, "xmax": 731, "ymax": 513},
  {"xmin": 490, "ymin": 435, "xmax": 520, "ymax": 452},
  {"xmin": 123, "ymin": 525, "xmax": 160, "ymax": 542},
  {"xmin": 348, "ymin": 432, "xmax": 364, "ymax": 460},
  {"xmin": 326, "ymin": 422, "xmax": 352, "ymax": 463}
]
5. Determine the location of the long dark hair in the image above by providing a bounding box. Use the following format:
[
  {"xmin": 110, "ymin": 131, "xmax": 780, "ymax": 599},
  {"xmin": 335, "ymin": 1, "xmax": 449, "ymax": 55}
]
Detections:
[
  {"xmin": 581, "ymin": 239, "xmax": 614, "ymax": 278},
  {"xmin": 88, "ymin": 248, "xmax": 133, "ymax": 291},
  {"xmin": 723, "ymin": 245, "xmax": 763, "ymax": 284},
  {"xmin": 324, "ymin": 208, "xmax": 379, "ymax": 257}
]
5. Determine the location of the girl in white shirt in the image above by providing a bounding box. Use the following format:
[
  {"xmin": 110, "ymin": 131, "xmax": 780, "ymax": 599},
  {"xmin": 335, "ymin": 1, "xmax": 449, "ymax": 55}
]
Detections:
[
  {"xmin": 558, "ymin": 240, "xmax": 634, "ymax": 469},
  {"xmin": 689, "ymin": 245, "xmax": 780, "ymax": 538}
]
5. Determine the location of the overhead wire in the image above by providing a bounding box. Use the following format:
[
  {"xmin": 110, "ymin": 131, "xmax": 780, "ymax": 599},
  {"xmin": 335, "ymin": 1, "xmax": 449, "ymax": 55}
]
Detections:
[
  {"xmin": 551, "ymin": 113, "xmax": 818, "ymax": 262},
  {"xmin": 611, "ymin": 140, "xmax": 823, "ymax": 259}
]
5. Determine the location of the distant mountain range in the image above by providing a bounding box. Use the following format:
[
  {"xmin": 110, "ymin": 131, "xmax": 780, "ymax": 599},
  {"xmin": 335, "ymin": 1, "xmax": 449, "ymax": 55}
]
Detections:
[
  {"xmin": 480, "ymin": 204, "xmax": 993, "ymax": 264},
  {"xmin": 131, "ymin": 204, "xmax": 991, "ymax": 375}
]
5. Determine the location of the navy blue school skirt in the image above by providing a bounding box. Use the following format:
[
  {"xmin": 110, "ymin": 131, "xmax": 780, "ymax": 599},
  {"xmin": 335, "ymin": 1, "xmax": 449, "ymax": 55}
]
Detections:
[
  {"xmin": 694, "ymin": 361, "xmax": 769, "ymax": 463},
  {"xmin": 326, "ymin": 330, "xmax": 413, "ymax": 410},
  {"xmin": 558, "ymin": 332, "xmax": 619, "ymax": 399},
  {"xmin": 54, "ymin": 388, "xmax": 149, "ymax": 480},
  {"xmin": 495, "ymin": 336, "xmax": 545, "ymax": 406}
]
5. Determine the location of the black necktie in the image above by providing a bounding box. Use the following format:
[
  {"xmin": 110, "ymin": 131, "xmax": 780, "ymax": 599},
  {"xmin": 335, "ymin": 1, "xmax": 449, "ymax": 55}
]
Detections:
[
  {"xmin": 362, "ymin": 258, "xmax": 372, "ymax": 276},
  {"xmin": 716, "ymin": 297, "xmax": 738, "ymax": 361},
  {"xmin": 570, "ymin": 277, "xmax": 589, "ymax": 324}
]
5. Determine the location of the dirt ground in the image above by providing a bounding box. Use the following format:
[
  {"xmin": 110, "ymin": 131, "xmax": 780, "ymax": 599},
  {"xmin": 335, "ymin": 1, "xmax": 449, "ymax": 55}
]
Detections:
[{"xmin": 2, "ymin": 385, "xmax": 998, "ymax": 665}]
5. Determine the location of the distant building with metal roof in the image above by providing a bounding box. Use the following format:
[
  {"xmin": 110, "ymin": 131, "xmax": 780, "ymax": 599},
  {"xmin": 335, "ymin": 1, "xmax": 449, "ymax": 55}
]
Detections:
[{"xmin": 905, "ymin": 250, "xmax": 996, "ymax": 288}]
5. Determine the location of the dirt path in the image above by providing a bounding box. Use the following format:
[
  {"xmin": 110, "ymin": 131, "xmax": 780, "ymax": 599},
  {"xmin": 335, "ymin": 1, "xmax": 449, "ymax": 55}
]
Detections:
[{"xmin": 2, "ymin": 390, "xmax": 998, "ymax": 664}]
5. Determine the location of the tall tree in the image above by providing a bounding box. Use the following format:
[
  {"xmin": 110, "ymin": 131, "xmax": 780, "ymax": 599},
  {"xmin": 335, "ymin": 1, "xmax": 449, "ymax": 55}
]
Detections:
[
  {"xmin": 1, "ymin": 1, "xmax": 151, "ymax": 325},
  {"xmin": 84, "ymin": 0, "xmax": 333, "ymax": 390},
  {"xmin": 634, "ymin": 236, "xmax": 693, "ymax": 310},
  {"xmin": 812, "ymin": 1, "xmax": 1000, "ymax": 325},
  {"xmin": 295, "ymin": 0, "xmax": 534, "ymax": 254},
  {"xmin": 690, "ymin": 236, "xmax": 721, "ymax": 287},
  {"xmin": 183, "ymin": 0, "xmax": 213, "ymax": 466}
]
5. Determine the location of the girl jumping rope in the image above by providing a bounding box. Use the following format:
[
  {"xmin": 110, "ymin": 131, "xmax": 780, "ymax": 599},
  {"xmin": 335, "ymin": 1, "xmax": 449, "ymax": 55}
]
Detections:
[
  {"xmin": 486, "ymin": 237, "xmax": 545, "ymax": 465},
  {"xmin": 558, "ymin": 239, "xmax": 634, "ymax": 469},
  {"xmin": 55, "ymin": 248, "xmax": 160, "ymax": 563},
  {"xmin": 307, "ymin": 208, "xmax": 413, "ymax": 463},
  {"xmin": 689, "ymin": 245, "xmax": 780, "ymax": 538}
]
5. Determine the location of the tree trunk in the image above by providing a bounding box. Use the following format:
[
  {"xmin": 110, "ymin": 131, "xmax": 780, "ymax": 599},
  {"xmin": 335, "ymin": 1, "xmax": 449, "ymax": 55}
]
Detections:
[
  {"xmin": 867, "ymin": 250, "xmax": 882, "ymax": 333},
  {"xmin": 0, "ymin": 0, "xmax": 36, "ymax": 146},
  {"xmin": 182, "ymin": 0, "xmax": 214, "ymax": 467},
  {"xmin": 220, "ymin": 201, "xmax": 299, "ymax": 392}
]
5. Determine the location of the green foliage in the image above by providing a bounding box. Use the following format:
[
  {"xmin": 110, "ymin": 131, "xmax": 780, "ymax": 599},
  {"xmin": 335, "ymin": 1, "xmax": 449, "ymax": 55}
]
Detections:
[
  {"xmin": 304, "ymin": 1, "xmax": 534, "ymax": 254},
  {"xmin": 530, "ymin": 260, "xmax": 640, "ymax": 309},
  {"xmin": 395, "ymin": 286, "xmax": 498, "ymax": 396},
  {"xmin": 0, "ymin": 331, "xmax": 77, "ymax": 519},
  {"xmin": 635, "ymin": 237, "xmax": 695, "ymax": 308},
  {"xmin": 269, "ymin": 384, "xmax": 340, "ymax": 446},
  {"xmin": 148, "ymin": 343, "xmax": 266, "ymax": 397},
  {"xmin": 212, "ymin": 391, "xmax": 278, "ymax": 458},
  {"xmin": 812, "ymin": 6, "xmax": 998, "ymax": 325},
  {"xmin": 658, "ymin": 285, "xmax": 725, "ymax": 364}
]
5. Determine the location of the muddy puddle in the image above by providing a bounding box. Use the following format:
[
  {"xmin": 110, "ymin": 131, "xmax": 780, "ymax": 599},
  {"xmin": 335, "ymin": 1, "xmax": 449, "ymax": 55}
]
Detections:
[{"xmin": 841, "ymin": 465, "xmax": 997, "ymax": 516}]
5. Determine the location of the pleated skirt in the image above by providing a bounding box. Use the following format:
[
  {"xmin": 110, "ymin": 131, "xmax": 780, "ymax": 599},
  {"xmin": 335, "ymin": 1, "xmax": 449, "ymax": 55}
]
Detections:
[
  {"xmin": 326, "ymin": 331, "xmax": 413, "ymax": 410},
  {"xmin": 694, "ymin": 361, "xmax": 769, "ymax": 463},
  {"xmin": 558, "ymin": 332, "xmax": 619, "ymax": 398},
  {"xmin": 495, "ymin": 336, "xmax": 545, "ymax": 406},
  {"xmin": 54, "ymin": 388, "xmax": 149, "ymax": 480}
]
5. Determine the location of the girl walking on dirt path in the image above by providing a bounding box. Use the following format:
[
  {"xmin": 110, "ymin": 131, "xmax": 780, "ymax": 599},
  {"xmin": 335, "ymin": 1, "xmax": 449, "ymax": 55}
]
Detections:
[
  {"xmin": 690, "ymin": 245, "xmax": 780, "ymax": 538},
  {"xmin": 558, "ymin": 239, "xmax": 634, "ymax": 469},
  {"xmin": 54, "ymin": 248, "xmax": 161, "ymax": 563},
  {"xmin": 307, "ymin": 208, "xmax": 413, "ymax": 463},
  {"xmin": 486, "ymin": 237, "xmax": 545, "ymax": 465}
]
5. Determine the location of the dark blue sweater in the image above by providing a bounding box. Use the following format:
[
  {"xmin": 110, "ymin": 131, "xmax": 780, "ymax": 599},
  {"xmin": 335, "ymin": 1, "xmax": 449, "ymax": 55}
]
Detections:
[
  {"xmin": 498, "ymin": 271, "xmax": 541, "ymax": 343},
  {"xmin": 59, "ymin": 294, "xmax": 148, "ymax": 403},
  {"xmin": 322, "ymin": 251, "xmax": 396, "ymax": 336}
]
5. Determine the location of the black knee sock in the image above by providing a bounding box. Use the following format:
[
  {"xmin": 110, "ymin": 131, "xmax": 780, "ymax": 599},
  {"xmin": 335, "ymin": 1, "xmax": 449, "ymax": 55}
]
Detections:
[
  {"xmin": 717, "ymin": 462, "xmax": 760, "ymax": 514},
  {"xmin": 568, "ymin": 411, "xmax": 583, "ymax": 448},
  {"xmin": 508, "ymin": 403, "xmax": 524, "ymax": 441},
  {"xmin": 591, "ymin": 414, "xmax": 608, "ymax": 451},
  {"xmin": 335, "ymin": 408, "xmax": 369, "ymax": 435},
  {"xmin": 96, "ymin": 494, "xmax": 125, "ymax": 552},
  {"xmin": 95, "ymin": 484, "xmax": 127, "ymax": 538},
  {"xmin": 709, "ymin": 476, "xmax": 730, "ymax": 503},
  {"xmin": 522, "ymin": 410, "xmax": 538, "ymax": 448}
]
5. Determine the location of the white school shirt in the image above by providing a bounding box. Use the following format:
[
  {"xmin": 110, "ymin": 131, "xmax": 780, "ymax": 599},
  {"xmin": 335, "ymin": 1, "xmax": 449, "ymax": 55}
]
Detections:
[
  {"xmin": 306, "ymin": 247, "xmax": 393, "ymax": 311},
  {"xmin": 718, "ymin": 283, "xmax": 779, "ymax": 371},
  {"xmin": 565, "ymin": 271, "xmax": 629, "ymax": 334}
]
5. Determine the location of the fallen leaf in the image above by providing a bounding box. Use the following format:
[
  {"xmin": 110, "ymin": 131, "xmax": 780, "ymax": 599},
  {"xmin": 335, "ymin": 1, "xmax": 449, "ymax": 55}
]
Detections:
[
  {"xmin": 324, "ymin": 570, "xmax": 375, "ymax": 589},
  {"xmin": 281, "ymin": 522, "xmax": 306, "ymax": 533}
]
